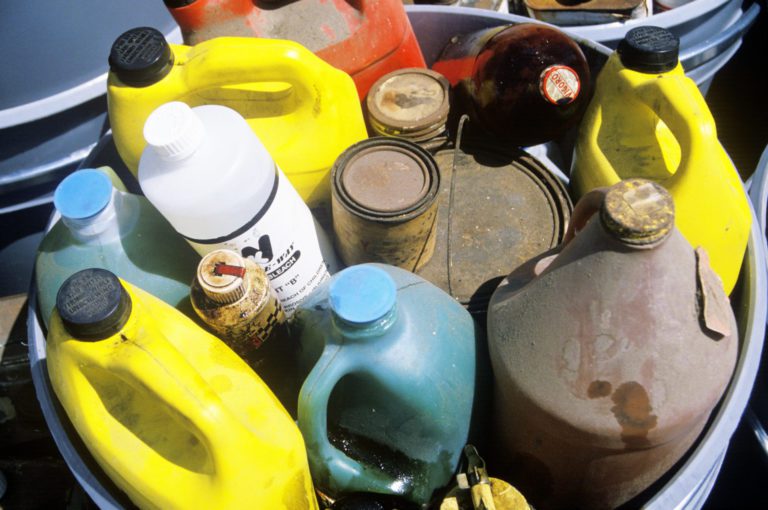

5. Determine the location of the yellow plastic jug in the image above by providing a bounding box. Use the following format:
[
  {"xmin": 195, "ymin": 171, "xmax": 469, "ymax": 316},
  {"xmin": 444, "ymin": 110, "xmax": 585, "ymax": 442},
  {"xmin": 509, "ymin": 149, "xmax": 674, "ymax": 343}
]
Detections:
[
  {"xmin": 107, "ymin": 27, "xmax": 367, "ymax": 208},
  {"xmin": 570, "ymin": 27, "xmax": 750, "ymax": 294},
  {"xmin": 46, "ymin": 268, "xmax": 318, "ymax": 510}
]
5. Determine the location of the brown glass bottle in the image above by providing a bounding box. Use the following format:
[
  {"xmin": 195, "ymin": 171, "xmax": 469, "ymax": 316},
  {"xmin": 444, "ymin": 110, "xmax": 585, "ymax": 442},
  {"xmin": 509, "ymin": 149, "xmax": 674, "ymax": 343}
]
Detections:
[{"xmin": 432, "ymin": 23, "xmax": 591, "ymax": 146}]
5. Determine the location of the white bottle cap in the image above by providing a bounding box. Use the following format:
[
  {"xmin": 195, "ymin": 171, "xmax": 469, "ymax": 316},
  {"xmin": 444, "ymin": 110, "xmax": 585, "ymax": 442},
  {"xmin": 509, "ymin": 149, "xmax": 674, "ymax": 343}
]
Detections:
[{"xmin": 143, "ymin": 101, "xmax": 205, "ymax": 161}]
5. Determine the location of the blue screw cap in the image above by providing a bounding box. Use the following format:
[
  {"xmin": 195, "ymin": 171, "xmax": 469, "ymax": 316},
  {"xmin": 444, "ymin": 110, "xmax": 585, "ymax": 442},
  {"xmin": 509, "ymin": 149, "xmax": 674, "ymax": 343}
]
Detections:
[
  {"xmin": 330, "ymin": 265, "xmax": 397, "ymax": 324},
  {"xmin": 54, "ymin": 169, "xmax": 113, "ymax": 220}
]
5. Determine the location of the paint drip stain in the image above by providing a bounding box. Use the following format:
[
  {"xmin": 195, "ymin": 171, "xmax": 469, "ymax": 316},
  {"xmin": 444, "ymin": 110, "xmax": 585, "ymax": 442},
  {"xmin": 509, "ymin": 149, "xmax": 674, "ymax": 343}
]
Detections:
[
  {"xmin": 610, "ymin": 381, "xmax": 658, "ymax": 448},
  {"xmin": 587, "ymin": 380, "xmax": 612, "ymax": 399}
]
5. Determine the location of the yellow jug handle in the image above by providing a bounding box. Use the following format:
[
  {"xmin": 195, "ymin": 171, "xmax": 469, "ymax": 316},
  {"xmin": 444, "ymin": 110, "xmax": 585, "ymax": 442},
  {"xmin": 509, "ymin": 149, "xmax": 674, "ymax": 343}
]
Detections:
[
  {"xmin": 634, "ymin": 73, "xmax": 721, "ymax": 190},
  {"xmin": 298, "ymin": 346, "xmax": 397, "ymax": 495},
  {"xmin": 73, "ymin": 325, "xmax": 249, "ymax": 485},
  {"xmin": 185, "ymin": 38, "xmax": 331, "ymax": 110}
]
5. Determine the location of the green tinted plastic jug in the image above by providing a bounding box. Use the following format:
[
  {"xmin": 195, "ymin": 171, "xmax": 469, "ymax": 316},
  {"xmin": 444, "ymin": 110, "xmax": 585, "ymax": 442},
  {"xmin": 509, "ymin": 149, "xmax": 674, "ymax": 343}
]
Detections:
[
  {"xmin": 293, "ymin": 264, "xmax": 482, "ymax": 506},
  {"xmin": 35, "ymin": 169, "xmax": 200, "ymax": 328}
]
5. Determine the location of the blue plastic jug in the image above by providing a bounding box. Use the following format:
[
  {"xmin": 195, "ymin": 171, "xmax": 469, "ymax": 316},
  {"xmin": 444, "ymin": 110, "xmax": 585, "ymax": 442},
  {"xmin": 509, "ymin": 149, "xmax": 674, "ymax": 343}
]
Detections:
[
  {"xmin": 35, "ymin": 169, "xmax": 200, "ymax": 328},
  {"xmin": 294, "ymin": 264, "xmax": 481, "ymax": 506}
]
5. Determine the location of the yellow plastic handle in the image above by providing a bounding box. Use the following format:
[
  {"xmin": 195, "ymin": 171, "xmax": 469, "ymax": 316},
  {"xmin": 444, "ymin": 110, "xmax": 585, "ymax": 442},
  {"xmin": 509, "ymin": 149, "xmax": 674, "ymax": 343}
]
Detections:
[
  {"xmin": 73, "ymin": 323, "xmax": 246, "ymax": 485},
  {"xmin": 633, "ymin": 72, "xmax": 720, "ymax": 189},
  {"xmin": 183, "ymin": 37, "xmax": 327, "ymax": 110}
]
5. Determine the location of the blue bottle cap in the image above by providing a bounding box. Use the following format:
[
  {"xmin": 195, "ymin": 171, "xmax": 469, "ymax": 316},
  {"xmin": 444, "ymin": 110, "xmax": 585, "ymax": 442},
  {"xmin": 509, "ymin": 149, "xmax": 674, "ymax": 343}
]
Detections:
[
  {"xmin": 330, "ymin": 265, "xmax": 397, "ymax": 325},
  {"xmin": 54, "ymin": 169, "xmax": 113, "ymax": 220}
]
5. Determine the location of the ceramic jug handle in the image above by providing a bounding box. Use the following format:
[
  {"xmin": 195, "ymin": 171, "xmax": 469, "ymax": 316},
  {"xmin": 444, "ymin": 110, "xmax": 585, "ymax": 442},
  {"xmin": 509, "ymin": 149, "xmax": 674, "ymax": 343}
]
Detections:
[
  {"xmin": 298, "ymin": 347, "xmax": 398, "ymax": 495},
  {"xmin": 72, "ymin": 328, "xmax": 243, "ymax": 485},
  {"xmin": 188, "ymin": 38, "xmax": 326, "ymax": 110},
  {"xmin": 563, "ymin": 187, "xmax": 609, "ymax": 244}
]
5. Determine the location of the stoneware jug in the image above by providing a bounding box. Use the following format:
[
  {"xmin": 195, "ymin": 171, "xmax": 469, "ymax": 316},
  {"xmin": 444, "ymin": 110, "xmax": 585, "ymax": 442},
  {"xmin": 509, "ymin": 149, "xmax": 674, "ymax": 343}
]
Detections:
[{"xmin": 487, "ymin": 179, "xmax": 738, "ymax": 509}]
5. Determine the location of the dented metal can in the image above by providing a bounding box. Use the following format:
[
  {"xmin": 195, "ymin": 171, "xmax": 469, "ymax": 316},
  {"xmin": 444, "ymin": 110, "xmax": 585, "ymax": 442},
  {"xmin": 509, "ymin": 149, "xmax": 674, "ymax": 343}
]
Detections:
[
  {"xmin": 190, "ymin": 249, "xmax": 285, "ymax": 358},
  {"xmin": 366, "ymin": 68, "xmax": 451, "ymax": 150},
  {"xmin": 415, "ymin": 141, "xmax": 571, "ymax": 316},
  {"xmin": 331, "ymin": 138, "xmax": 441, "ymax": 271}
]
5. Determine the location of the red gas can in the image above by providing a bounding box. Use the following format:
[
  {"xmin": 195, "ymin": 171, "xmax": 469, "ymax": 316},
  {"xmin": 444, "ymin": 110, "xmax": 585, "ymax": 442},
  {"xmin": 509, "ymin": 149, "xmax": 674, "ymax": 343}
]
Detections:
[{"xmin": 163, "ymin": 0, "xmax": 427, "ymax": 100}]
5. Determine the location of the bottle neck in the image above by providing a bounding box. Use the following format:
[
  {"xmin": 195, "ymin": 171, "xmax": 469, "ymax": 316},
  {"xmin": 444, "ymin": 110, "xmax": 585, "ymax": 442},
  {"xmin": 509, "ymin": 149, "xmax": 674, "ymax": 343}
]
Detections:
[
  {"xmin": 331, "ymin": 305, "xmax": 398, "ymax": 340},
  {"xmin": 63, "ymin": 190, "xmax": 123, "ymax": 244}
]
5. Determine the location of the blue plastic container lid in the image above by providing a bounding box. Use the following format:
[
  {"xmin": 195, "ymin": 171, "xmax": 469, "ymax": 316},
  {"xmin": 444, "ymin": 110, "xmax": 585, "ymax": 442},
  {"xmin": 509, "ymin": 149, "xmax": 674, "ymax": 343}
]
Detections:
[
  {"xmin": 53, "ymin": 169, "xmax": 112, "ymax": 220},
  {"xmin": 330, "ymin": 265, "xmax": 397, "ymax": 324}
]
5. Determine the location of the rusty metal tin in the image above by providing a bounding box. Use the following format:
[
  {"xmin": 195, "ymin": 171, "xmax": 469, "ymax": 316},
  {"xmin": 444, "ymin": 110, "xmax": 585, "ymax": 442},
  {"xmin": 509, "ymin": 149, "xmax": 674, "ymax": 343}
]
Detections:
[
  {"xmin": 416, "ymin": 142, "xmax": 571, "ymax": 316},
  {"xmin": 523, "ymin": 0, "xmax": 651, "ymax": 26},
  {"xmin": 366, "ymin": 68, "xmax": 451, "ymax": 145},
  {"xmin": 331, "ymin": 137, "xmax": 441, "ymax": 271},
  {"xmin": 190, "ymin": 249, "xmax": 285, "ymax": 358}
]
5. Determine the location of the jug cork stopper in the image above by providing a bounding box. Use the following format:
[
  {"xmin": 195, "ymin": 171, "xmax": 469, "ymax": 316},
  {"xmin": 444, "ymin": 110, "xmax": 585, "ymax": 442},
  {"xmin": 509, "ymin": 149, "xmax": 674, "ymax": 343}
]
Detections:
[
  {"xmin": 601, "ymin": 179, "xmax": 674, "ymax": 246},
  {"xmin": 56, "ymin": 269, "xmax": 132, "ymax": 340},
  {"xmin": 197, "ymin": 250, "xmax": 250, "ymax": 304}
]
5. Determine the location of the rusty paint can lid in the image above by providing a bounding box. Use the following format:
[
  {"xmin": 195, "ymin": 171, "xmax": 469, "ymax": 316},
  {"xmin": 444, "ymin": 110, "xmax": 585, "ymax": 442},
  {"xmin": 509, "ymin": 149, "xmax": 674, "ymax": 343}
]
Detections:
[
  {"xmin": 601, "ymin": 179, "xmax": 675, "ymax": 246},
  {"xmin": 333, "ymin": 138, "xmax": 440, "ymax": 220},
  {"xmin": 366, "ymin": 68, "xmax": 450, "ymax": 143},
  {"xmin": 416, "ymin": 143, "xmax": 572, "ymax": 316},
  {"xmin": 196, "ymin": 250, "xmax": 250, "ymax": 304},
  {"xmin": 56, "ymin": 268, "xmax": 132, "ymax": 341}
]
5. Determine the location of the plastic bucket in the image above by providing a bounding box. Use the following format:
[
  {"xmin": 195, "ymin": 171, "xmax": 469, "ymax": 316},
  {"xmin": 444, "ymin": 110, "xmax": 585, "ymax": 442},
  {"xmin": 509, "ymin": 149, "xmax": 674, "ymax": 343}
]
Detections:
[
  {"xmin": 0, "ymin": 0, "xmax": 179, "ymax": 215},
  {"xmin": 28, "ymin": 8, "xmax": 766, "ymax": 509}
]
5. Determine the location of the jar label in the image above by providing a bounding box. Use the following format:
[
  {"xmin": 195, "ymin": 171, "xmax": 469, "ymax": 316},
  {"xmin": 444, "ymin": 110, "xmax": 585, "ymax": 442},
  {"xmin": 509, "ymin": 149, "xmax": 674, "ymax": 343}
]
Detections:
[
  {"xmin": 186, "ymin": 169, "xmax": 331, "ymax": 315},
  {"xmin": 539, "ymin": 65, "xmax": 580, "ymax": 106}
]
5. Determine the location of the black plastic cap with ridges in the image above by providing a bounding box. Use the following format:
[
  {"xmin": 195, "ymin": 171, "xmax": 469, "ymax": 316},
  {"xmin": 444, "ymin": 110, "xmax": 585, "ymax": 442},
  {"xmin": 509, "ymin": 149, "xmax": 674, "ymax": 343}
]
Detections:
[
  {"xmin": 56, "ymin": 268, "xmax": 132, "ymax": 341},
  {"xmin": 163, "ymin": 0, "xmax": 197, "ymax": 7},
  {"xmin": 109, "ymin": 27, "xmax": 174, "ymax": 86},
  {"xmin": 617, "ymin": 26, "xmax": 680, "ymax": 74}
]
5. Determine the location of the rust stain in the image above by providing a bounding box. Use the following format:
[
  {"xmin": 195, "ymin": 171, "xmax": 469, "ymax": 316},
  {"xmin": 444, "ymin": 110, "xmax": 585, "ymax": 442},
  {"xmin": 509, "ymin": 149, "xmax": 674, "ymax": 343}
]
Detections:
[
  {"xmin": 610, "ymin": 381, "xmax": 658, "ymax": 448},
  {"xmin": 587, "ymin": 380, "xmax": 612, "ymax": 399}
]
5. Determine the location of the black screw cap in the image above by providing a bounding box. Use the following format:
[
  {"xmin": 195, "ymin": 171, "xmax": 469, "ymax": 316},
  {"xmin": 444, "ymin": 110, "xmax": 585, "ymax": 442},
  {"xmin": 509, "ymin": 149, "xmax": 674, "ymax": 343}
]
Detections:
[
  {"xmin": 163, "ymin": 0, "xmax": 197, "ymax": 7},
  {"xmin": 109, "ymin": 27, "xmax": 174, "ymax": 86},
  {"xmin": 617, "ymin": 26, "xmax": 680, "ymax": 74},
  {"xmin": 56, "ymin": 269, "xmax": 132, "ymax": 341}
]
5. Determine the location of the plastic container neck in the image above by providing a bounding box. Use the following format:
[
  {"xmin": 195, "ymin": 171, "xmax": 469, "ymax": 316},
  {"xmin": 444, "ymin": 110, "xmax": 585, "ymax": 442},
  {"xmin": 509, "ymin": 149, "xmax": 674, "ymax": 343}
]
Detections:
[
  {"xmin": 331, "ymin": 305, "xmax": 398, "ymax": 340},
  {"xmin": 63, "ymin": 191, "xmax": 123, "ymax": 244}
]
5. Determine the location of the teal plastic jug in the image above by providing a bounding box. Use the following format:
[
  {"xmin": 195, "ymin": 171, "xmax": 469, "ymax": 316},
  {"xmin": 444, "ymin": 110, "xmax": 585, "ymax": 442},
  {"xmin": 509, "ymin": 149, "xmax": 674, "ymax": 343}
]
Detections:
[
  {"xmin": 294, "ymin": 264, "xmax": 481, "ymax": 506},
  {"xmin": 35, "ymin": 169, "xmax": 200, "ymax": 328}
]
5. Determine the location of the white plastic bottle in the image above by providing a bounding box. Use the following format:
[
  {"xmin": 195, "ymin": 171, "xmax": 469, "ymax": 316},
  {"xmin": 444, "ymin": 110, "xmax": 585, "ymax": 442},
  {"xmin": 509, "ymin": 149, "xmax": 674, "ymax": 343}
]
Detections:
[{"xmin": 139, "ymin": 101, "xmax": 338, "ymax": 315}]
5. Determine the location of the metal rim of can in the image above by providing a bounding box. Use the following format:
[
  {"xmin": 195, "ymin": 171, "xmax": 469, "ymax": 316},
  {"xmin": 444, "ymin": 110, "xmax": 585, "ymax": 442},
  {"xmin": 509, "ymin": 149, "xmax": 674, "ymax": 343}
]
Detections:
[
  {"xmin": 332, "ymin": 137, "xmax": 441, "ymax": 223},
  {"xmin": 368, "ymin": 114, "xmax": 449, "ymax": 144},
  {"xmin": 366, "ymin": 68, "xmax": 451, "ymax": 141}
]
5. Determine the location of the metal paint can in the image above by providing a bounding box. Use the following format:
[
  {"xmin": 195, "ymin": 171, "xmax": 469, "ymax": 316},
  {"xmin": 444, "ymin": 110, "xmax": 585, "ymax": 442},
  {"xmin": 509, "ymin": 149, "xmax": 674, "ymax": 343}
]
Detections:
[
  {"xmin": 331, "ymin": 138, "xmax": 441, "ymax": 271},
  {"xmin": 522, "ymin": 0, "xmax": 652, "ymax": 25},
  {"xmin": 366, "ymin": 68, "xmax": 451, "ymax": 150},
  {"xmin": 416, "ymin": 140, "xmax": 572, "ymax": 316}
]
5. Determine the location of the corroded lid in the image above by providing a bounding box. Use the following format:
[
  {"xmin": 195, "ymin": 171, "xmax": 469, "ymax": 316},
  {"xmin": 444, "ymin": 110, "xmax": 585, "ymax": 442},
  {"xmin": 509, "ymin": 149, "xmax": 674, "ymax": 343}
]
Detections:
[
  {"xmin": 601, "ymin": 179, "xmax": 675, "ymax": 246},
  {"xmin": 336, "ymin": 138, "xmax": 438, "ymax": 216},
  {"xmin": 416, "ymin": 143, "xmax": 572, "ymax": 315},
  {"xmin": 366, "ymin": 68, "xmax": 450, "ymax": 142},
  {"xmin": 196, "ymin": 250, "xmax": 250, "ymax": 304}
]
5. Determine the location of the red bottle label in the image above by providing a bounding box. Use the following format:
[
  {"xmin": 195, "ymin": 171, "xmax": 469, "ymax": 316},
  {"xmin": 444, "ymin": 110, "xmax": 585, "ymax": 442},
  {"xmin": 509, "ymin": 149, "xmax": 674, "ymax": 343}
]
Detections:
[{"xmin": 539, "ymin": 65, "xmax": 580, "ymax": 106}]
